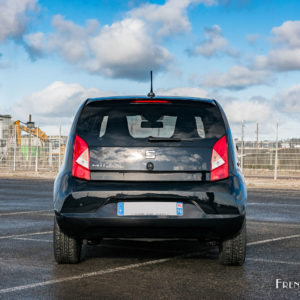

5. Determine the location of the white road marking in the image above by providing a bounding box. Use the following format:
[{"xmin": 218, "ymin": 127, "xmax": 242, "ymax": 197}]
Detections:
[
  {"xmin": 0, "ymin": 255, "xmax": 184, "ymax": 295},
  {"xmin": 3, "ymin": 231, "xmax": 300, "ymax": 248},
  {"xmin": 247, "ymin": 258, "xmax": 300, "ymax": 266},
  {"xmin": 247, "ymin": 220, "xmax": 300, "ymax": 227},
  {"xmin": 247, "ymin": 234, "xmax": 300, "ymax": 246},
  {"xmin": 0, "ymin": 231, "xmax": 52, "ymax": 240},
  {"xmin": 247, "ymin": 202, "xmax": 300, "ymax": 207},
  {"xmin": 0, "ymin": 210, "xmax": 51, "ymax": 216},
  {"xmin": 13, "ymin": 237, "xmax": 52, "ymax": 243}
]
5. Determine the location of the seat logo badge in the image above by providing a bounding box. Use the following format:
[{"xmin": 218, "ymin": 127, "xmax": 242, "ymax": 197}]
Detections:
[{"xmin": 146, "ymin": 150, "xmax": 156, "ymax": 159}]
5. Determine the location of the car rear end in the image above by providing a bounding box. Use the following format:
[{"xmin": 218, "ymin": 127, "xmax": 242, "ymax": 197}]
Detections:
[{"xmin": 53, "ymin": 97, "xmax": 247, "ymax": 264}]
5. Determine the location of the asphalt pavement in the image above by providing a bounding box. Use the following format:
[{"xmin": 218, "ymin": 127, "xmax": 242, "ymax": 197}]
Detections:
[{"xmin": 0, "ymin": 178, "xmax": 299, "ymax": 299}]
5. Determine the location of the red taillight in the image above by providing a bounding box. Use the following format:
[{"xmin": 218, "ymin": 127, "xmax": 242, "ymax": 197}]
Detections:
[
  {"xmin": 211, "ymin": 136, "xmax": 229, "ymax": 181},
  {"xmin": 72, "ymin": 135, "xmax": 90, "ymax": 180},
  {"xmin": 131, "ymin": 100, "xmax": 171, "ymax": 103}
]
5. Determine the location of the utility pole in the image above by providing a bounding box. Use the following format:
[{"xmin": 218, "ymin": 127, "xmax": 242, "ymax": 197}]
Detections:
[
  {"xmin": 28, "ymin": 131, "xmax": 31, "ymax": 168},
  {"xmin": 255, "ymin": 122, "xmax": 259, "ymax": 168},
  {"xmin": 49, "ymin": 140, "xmax": 52, "ymax": 168},
  {"xmin": 13, "ymin": 126, "xmax": 16, "ymax": 171},
  {"xmin": 35, "ymin": 125, "xmax": 39, "ymax": 173},
  {"xmin": 27, "ymin": 114, "xmax": 35, "ymax": 170},
  {"xmin": 256, "ymin": 123, "xmax": 259, "ymax": 148},
  {"xmin": 58, "ymin": 124, "xmax": 61, "ymax": 170},
  {"xmin": 241, "ymin": 120, "xmax": 245, "ymax": 171},
  {"xmin": 274, "ymin": 121, "xmax": 279, "ymax": 180}
]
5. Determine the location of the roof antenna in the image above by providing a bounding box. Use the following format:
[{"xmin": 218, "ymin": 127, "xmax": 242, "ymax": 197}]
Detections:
[{"xmin": 147, "ymin": 70, "xmax": 155, "ymax": 98}]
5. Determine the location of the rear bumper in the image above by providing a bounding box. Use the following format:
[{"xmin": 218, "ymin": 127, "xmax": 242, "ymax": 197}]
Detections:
[
  {"xmin": 54, "ymin": 173, "xmax": 247, "ymax": 240},
  {"xmin": 56, "ymin": 212, "xmax": 245, "ymax": 240}
]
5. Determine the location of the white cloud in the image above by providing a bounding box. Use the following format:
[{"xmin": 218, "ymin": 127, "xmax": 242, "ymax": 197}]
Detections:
[
  {"xmin": 190, "ymin": 25, "xmax": 239, "ymax": 57},
  {"xmin": 25, "ymin": 16, "xmax": 173, "ymax": 80},
  {"xmin": 0, "ymin": 53, "xmax": 9, "ymax": 68},
  {"xmin": 50, "ymin": 16, "xmax": 99, "ymax": 63},
  {"xmin": 202, "ymin": 20, "xmax": 300, "ymax": 90},
  {"xmin": 278, "ymin": 83, "xmax": 300, "ymax": 113},
  {"xmin": 254, "ymin": 20, "xmax": 300, "ymax": 72},
  {"xmin": 24, "ymin": 0, "xmax": 220, "ymax": 80},
  {"xmin": 157, "ymin": 87, "xmax": 208, "ymax": 97},
  {"xmin": 219, "ymin": 96, "xmax": 276, "ymax": 139},
  {"xmin": 13, "ymin": 81, "xmax": 115, "ymax": 126},
  {"xmin": 203, "ymin": 65, "xmax": 270, "ymax": 89},
  {"xmin": 129, "ymin": 0, "xmax": 217, "ymax": 37},
  {"xmin": 25, "ymin": 15, "xmax": 100, "ymax": 62},
  {"xmin": 0, "ymin": 0, "xmax": 38, "ymax": 42},
  {"xmin": 255, "ymin": 48, "xmax": 300, "ymax": 71},
  {"xmin": 217, "ymin": 84, "xmax": 300, "ymax": 139},
  {"xmin": 246, "ymin": 33, "xmax": 260, "ymax": 45},
  {"xmin": 87, "ymin": 18, "xmax": 172, "ymax": 79},
  {"xmin": 275, "ymin": 118, "xmax": 300, "ymax": 139},
  {"xmin": 272, "ymin": 20, "xmax": 300, "ymax": 48},
  {"xmin": 222, "ymin": 99, "xmax": 272, "ymax": 123}
]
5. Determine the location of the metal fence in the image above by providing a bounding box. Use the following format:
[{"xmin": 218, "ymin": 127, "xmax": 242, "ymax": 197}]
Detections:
[
  {"xmin": 0, "ymin": 126, "xmax": 67, "ymax": 172},
  {"xmin": 236, "ymin": 140, "xmax": 300, "ymax": 179},
  {"xmin": 0, "ymin": 121, "xmax": 300, "ymax": 179},
  {"xmin": 236, "ymin": 121, "xmax": 300, "ymax": 179}
]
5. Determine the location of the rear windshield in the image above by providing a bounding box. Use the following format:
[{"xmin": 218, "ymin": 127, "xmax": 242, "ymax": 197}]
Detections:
[{"xmin": 76, "ymin": 100, "xmax": 226, "ymax": 147}]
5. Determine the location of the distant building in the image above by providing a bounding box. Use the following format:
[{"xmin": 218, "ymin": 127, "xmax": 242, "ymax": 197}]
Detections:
[
  {"xmin": 48, "ymin": 135, "xmax": 67, "ymax": 153},
  {"xmin": 281, "ymin": 142, "xmax": 290, "ymax": 149},
  {"xmin": 0, "ymin": 115, "xmax": 12, "ymax": 140},
  {"xmin": 20, "ymin": 135, "xmax": 43, "ymax": 147},
  {"xmin": 0, "ymin": 115, "xmax": 13, "ymax": 161}
]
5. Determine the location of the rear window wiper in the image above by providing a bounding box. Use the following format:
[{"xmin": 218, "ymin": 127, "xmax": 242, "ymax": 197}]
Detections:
[{"xmin": 148, "ymin": 136, "xmax": 181, "ymax": 142}]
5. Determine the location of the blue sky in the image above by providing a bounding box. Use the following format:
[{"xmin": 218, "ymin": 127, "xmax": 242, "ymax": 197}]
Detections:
[{"xmin": 1, "ymin": 0, "xmax": 300, "ymax": 139}]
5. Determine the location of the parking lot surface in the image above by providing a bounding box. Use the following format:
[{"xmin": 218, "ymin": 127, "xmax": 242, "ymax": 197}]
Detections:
[{"xmin": 0, "ymin": 178, "xmax": 299, "ymax": 299}]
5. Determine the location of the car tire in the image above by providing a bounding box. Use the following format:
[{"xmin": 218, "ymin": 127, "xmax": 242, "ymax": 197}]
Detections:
[
  {"xmin": 53, "ymin": 217, "xmax": 82, "ymax": 264},
  {"xmin": 218, "ymin": 219, "xmax": 246, "ymax": 266}
]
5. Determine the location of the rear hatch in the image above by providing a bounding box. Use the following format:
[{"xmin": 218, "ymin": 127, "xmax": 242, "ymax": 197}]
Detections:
[{"xmin": 75, "ymin": 99, "xmax": 226, "ymax": 181}]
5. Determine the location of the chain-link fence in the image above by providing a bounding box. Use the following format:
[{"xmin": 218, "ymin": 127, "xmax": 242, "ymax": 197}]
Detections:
[
  {"xmin": 236, "ymin": 121, "xmax": 300, "ymax": 179},
  {"xmin": 1, "ymin": 116, "xmax": 300, "ymax": 179},
  {"xmin": 236, "ymin": 140, "xmax": 300, "ymax": 178},
  {"xmin": 0, "ymin": 121, "xmax": 67, "ymax": 172}
]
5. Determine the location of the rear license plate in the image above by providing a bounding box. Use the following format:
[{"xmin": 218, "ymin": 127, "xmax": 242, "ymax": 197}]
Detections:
[{"xmin": 117, "ymin": 202, "xmax": 183, "ymax": 216}]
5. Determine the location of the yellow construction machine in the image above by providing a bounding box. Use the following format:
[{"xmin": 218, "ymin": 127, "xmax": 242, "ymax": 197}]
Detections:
[{"xmin": 14, "ymin": 115, "xmax": 48, "ymax": 147}]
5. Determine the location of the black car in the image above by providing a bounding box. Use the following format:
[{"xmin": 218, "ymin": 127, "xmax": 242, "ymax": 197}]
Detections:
[{"xmin": 53, "ymin": 96, "xmax": 247, "ymax": 265}]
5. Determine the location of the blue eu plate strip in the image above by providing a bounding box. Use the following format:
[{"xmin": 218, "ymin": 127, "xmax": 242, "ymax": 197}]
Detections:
[
  {"xmin": 176, "ymin": 202, "xmax": 183, "ymax": 216},
  {"xmin": 117, "ymin": 202, "xmax": 124, "ymax": 216}
]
